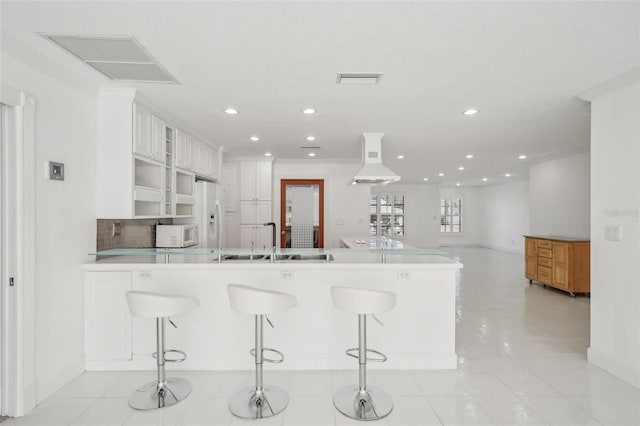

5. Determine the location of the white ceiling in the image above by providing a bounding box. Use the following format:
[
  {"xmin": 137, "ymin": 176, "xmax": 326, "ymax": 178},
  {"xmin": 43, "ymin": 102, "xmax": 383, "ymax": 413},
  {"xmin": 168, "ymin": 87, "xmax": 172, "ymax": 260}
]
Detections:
[{"xmin": 2, "ymin": 1, "xmax": 639, "ymax": 185}]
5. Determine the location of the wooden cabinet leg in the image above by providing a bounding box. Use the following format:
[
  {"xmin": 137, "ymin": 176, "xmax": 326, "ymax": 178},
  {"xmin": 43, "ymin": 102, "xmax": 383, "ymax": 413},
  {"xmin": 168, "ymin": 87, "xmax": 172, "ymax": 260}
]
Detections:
[{"xmin": 569, "ymin": 292, "xmax": 576, "ymax": 298}]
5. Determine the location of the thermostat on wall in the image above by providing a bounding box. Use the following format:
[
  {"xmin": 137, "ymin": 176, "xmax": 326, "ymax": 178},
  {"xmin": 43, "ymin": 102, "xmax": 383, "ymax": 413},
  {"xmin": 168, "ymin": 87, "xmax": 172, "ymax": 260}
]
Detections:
[{"xmin": 48, "ymin": 161, "xmax": 64, "ymax": 181}]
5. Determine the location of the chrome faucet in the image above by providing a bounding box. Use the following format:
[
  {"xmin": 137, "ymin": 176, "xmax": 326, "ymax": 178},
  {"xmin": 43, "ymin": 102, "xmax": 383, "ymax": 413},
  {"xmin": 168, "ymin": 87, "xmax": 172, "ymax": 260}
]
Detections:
[{"xmin": 263, "ymin": 222, "xmax": 276, "ymax": 263}]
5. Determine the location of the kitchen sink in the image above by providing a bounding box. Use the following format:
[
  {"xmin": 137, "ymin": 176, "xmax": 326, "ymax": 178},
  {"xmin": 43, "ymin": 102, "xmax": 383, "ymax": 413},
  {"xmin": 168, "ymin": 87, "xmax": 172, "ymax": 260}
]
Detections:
[
  {"xmin": 217, "ymin": 253, "xmax": 334, "ymax": 262},
  {"xmin": 220, "ymin": 254, "xmax": 270, "ymax": 261},
  {"xmin": 288, "ymin": 254, "xmax": 334, "ymax": 261}
]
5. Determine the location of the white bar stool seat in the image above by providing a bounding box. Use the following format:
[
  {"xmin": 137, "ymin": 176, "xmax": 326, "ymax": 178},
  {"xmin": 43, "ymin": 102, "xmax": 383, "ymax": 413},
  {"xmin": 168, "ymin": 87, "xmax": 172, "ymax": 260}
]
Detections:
[
  {"xmin": 227, "ymin": 284, "xmax": 297, "ymax": 419},
  {"xmin": 331, "ymin": 286, "xmax": 396, "ymax": 421},
  {"xmin": 125, "ymin": 291, "xmax": 199, "ymax": 410}
]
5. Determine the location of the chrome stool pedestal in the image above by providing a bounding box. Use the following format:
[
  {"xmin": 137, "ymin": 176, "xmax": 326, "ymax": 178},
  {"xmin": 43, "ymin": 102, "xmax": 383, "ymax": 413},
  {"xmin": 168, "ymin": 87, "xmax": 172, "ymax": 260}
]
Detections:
[
  {"xmin": 129, "ymin": 318, "xmax": 191, "ymax": 410},
  {"xmin": 125, "ymin": 291, "xmax": 199, "ymax": 411},
  {"xmin": 331, "ymin": 286, "xmax": 397, "ymax": 421},
  {"xmin": 333, "ymin": 314, "xmax": 393, "ymax": 421},
  {"xmin": 229, "ymin": 315, "xmax": 288, "ymax": 419},
  {"xmin": 227, "ymin": 284, "xmax": 297, "ymax": 420}
]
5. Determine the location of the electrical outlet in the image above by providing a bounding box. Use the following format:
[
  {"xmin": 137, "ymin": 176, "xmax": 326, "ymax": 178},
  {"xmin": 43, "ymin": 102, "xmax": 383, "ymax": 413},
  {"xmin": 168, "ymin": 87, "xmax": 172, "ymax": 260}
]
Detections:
[
  {"xmin": 397, "ymin": 271, "xmax": 410, "ymax": 279},
  {"xmin": 605, "ymin": 225, "xmax": 621, "ymax": 241},
  {"xmin": 139, "ymin": 271, "xmax": 152, "ymax": 279},
  {"xmin": 281, "ymin": 270, "xmax": 294, "ymax": 279}
]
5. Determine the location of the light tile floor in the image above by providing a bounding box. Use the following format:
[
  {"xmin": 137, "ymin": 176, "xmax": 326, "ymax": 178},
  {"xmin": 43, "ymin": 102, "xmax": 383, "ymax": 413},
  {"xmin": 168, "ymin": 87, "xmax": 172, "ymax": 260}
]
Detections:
[{"xmin": 5, "ymin": 247, "xmax": 640, "ymax": 425}]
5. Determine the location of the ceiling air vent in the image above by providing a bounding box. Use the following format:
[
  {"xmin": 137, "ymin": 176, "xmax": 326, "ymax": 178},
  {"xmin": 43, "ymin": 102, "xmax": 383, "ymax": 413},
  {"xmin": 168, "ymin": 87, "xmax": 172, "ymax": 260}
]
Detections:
[
  {"xmin": 40, "ymin": 34, "xmax": 179, "ymax": 83},
  {"xmin": 337, "ymin": 73, "xmax": 383, "ymax": 85}
]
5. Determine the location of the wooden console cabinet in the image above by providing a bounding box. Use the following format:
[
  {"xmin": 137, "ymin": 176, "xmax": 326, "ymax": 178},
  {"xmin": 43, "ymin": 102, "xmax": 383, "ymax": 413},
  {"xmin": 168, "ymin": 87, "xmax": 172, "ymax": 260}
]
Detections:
[{"xmin": 524, "ymin": 236, "xmax": 590, "ymax": 297}]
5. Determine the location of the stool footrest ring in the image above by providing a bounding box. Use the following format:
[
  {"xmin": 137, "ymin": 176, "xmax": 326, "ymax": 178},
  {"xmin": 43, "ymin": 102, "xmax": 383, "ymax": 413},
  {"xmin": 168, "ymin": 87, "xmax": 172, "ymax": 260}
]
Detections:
[
  {"xmin": 345, "ymin": 348, "xmax": 387, "ymax": 362},
  {"xmin": 152, "ymin": 349, "xmax": 187, "ymax": 363},
  {"xmin": 249, "ymin": 347, "xmax": 285, "ymax": 363}
]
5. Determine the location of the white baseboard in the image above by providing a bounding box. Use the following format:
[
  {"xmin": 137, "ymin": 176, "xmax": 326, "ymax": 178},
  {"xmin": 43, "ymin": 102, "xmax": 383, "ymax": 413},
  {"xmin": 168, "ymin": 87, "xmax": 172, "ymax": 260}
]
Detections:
[
  {"xmin": 588, "ymin": 347, "xmax": 640, "ymax": 389},
  {"xmin": 479, "ymin": 244, "xmax": 524, "ymax": 255},
  {"xmin": 87, "ymin": 352, "xmax": 458, "ymax": 371}
]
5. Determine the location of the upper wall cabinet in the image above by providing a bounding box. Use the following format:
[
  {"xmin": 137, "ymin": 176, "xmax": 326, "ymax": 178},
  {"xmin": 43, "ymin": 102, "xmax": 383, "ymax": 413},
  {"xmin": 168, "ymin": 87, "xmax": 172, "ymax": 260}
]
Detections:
[
  {"xmin": 175, "ymin": 130, "xmax": 221, "ymax": 181},
  {"xmin": 240, "ymin": 161, "xmax": 272, "ymax": 201},
  {"xmin": 96, "ymin": 89, "xmax": 221, "ymax": 218}
]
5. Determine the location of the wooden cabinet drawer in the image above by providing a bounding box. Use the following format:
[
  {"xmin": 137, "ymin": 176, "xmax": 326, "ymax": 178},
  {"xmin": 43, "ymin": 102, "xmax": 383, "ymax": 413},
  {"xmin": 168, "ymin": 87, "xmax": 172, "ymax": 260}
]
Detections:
[
  {"xmin": 537, "ymin": 266, "xmax": 552, "ymax": 283},
  {"xmin": 538, "ymin": 256, "xmax": 552, "ymax": 267},
  {"xmin": 537, "ymin": 240, "xmax": 552, "ymax": 249},
  {"xmin": 538, "ymin": 248, "xmax": 552, "ymax": 258}
]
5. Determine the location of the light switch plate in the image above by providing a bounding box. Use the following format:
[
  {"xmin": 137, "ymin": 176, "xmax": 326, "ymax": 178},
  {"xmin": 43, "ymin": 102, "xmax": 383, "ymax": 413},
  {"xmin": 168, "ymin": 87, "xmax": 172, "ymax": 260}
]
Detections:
[{"xmin": 48, "ymin": 161, "xmax": 64, "ymax": 181}]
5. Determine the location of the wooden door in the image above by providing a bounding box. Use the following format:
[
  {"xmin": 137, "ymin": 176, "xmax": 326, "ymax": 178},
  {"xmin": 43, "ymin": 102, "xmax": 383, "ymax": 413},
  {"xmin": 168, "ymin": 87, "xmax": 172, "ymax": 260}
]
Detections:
[{"xmin": 280, "ymin": 179, "xmax": 324, "ymax": 248}]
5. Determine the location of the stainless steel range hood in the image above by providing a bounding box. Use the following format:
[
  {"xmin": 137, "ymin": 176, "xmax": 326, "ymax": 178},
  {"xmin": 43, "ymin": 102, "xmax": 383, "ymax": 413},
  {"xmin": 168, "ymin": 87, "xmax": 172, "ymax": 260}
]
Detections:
[{"xmin": 353, "ymin": 133, "xmax": 401, "ymax": 184}]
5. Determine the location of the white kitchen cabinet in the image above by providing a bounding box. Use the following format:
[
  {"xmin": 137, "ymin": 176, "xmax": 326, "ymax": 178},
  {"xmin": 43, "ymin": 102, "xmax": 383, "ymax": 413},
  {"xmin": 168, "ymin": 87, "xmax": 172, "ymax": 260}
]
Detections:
[
  {"xmin": 195, "ymin": 139, "xmax": 210, "ymax": 177},
  {"xmin": 222, "ymin": 163, "xmax": 239, "ymax": 212},
  {"xmin": 97, "ymin": 89, "xmax": 219, "ymax": 218},
  {"xmin": 132, "ymin": 103, "xmax": 153, "ymax": 159},
  {"xmin": 175, "ymin": 128, "xmax": 192, "ymax": 170},
  {"xmin": 240, "ymin": 161, "xmax": 272, "ymax": 201},
  {"xmin": 207, "ymin": 146, "xmax": 221, "ymax": 181},
  {"xmin": 238, "ymin": 160, "xmax": 272, "ymax": 248},
  {"xmin": 223, "ymin": 211, "xmax": 238, "ymax": 248},
  {"xmin": 240, "ymin": 225, "xmax": 272, "ymax": 250},
  {"xmin": 240, "ymin": 200, "xmax": 271, "ymax": 225},
  {"xmin": 175, "ymin": 169, "xmax": 195, "ymax": 216},
  {"xmin": 85, "ymin": 271, "xmax": 132, "ymax": 361}
]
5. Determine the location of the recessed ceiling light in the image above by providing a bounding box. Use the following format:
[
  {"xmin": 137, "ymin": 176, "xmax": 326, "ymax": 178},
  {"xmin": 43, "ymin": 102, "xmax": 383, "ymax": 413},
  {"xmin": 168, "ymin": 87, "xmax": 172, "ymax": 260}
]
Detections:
[
  {"xmin": 423, "ymin": 178, "xmax": 429, "ymax": 181},
  {"xmin": 306, "ymin": 135, "xmax": 316, "ymax": 142},
  {"xmin": 438, "ymin": 172, "xmax": 445, "ymax": 177},
  {"xmin": 264, "ymin": 152, "xmax": 272, "ymax": 157},
  {"xmin": 482, "ymin": 177, "xmax": 488, "ymax": 182},
  {"xmin": 224, "ymin": 108, "xmax": 238, "ymax": 115},
  {"xmin": 397, "ymin": 155, "xmax": 404, "ymax": 159},
  {"xmin": 456, "ymin": 182, "xmax": 461, "ymax": 186},
  {"xmin": 463, "ymin": 109, "xmax": 479, "ymax": 116},
  {"xmin": 504, "ymin": 173, "xmax": 511, "ymax": 177},
  {"xmin": 250, "ymin": 136, "xmax": 260, "ymax": 142},
  {"xmin": 302, "ymin": 108, "xmax": 316, "ymax": 115},
  {"xmin": 466, "ymin": 154, "xmax": 474, "ymax": 159},
  {"xmin": 458, "ymin": 166, "xmax": 465, "ymax": 171},
  {"xmin": 518, "ymin": 154, "xmax": 527, "ymax": 160},
  {"xmin": 308, "ymin": 152, "xmax": 316, "ymax": 157}
]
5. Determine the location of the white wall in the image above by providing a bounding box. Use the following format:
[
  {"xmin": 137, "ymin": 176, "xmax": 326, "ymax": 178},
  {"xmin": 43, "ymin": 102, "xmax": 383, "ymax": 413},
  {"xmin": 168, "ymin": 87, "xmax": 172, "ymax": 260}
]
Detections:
[
  {"xmin": 588, "ymin": 82, "xmax": 640, "ymax": 388},
  {"xmin": 529, "ymin": 152, "xmax": 591, "ymax": 238},
  {"xmin": 1, "ymin": 53, "xmax": 97, "ymax": 404},
  {"xmin": 479, "ymin": 181, "xmax": 530, "ymax": 254},
  {"xmin": 272, "ymin": 160, "xmax": 370, "ymax": 248},
  {"xmin": 439, "ymin": 186, "xmax": 483, "ymax": 247}
]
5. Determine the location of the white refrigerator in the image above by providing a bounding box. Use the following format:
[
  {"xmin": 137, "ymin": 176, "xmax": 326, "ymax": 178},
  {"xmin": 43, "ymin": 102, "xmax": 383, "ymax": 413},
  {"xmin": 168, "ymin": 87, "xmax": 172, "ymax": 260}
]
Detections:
[{"xmin": 194, "ymin": 180, "xmax": 222, "ymax": 248}]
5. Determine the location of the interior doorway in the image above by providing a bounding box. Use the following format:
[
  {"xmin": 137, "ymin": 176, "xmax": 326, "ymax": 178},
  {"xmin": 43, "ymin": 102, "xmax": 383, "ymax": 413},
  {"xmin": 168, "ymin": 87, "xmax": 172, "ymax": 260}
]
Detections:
[{"xmin": 280, "ymin": 179, "xmax": 324, "ymax": 248}]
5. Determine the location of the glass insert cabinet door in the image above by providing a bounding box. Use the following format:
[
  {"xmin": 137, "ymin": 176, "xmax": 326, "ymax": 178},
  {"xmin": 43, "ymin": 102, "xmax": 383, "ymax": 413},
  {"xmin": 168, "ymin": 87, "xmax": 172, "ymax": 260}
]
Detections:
[{"xmin": 280, "ymin": 179, "xmax": 324, "ymax": 248}]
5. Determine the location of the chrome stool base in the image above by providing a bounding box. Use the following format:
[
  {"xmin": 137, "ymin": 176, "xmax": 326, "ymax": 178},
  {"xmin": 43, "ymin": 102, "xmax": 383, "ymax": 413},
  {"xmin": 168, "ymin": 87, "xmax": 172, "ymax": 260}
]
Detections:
[
  {"xmin": 229, "ymin": 385, "xmax": 289, "ymax": 419},
  {"xmin": 128, "ymin": 377, "xmax": 192, "ymax": 410},
  {"xmin": 333, "ymin": 385, "xmax": 393, "ymax": 421}
]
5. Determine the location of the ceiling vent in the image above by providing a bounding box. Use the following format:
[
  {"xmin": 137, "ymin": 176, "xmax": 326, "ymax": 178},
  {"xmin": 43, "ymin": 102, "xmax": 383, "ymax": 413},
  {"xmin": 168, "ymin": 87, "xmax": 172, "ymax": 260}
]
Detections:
[
  {"xmin": 337, "ymin": 73, "xmax": 383, "ymax": 85},
  {"xmin": 40, "ymin": 34, "xmax": 179, "ymax": 83},
  {"xmin": 353, "ymin": 133, "xmax": 401, "ymax": 185}
]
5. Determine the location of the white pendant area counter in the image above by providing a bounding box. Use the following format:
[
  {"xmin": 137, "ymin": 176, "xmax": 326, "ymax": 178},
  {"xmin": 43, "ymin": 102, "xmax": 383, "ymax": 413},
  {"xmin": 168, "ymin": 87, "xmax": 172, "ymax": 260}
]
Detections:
[{"xmin": 83, "ymin": 249, "xmax": 461, "ymax": 371}]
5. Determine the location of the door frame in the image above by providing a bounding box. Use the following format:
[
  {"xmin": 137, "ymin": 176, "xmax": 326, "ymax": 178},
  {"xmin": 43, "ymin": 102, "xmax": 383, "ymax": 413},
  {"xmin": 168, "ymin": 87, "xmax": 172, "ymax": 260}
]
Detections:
[
  {"xmin": 280, "ymin": 179, "xmax": 324, "ymax": 248},
  {"xmin": 1, "ymin": 84, "xmax": 36, "ymax": 417}
]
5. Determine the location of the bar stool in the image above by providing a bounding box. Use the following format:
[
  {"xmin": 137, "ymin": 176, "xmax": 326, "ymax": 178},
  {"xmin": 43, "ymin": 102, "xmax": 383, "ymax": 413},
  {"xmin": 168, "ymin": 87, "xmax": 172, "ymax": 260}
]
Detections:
[
  {"xmin": 125, "ymin": 291, "xmax": 199, "ymax": 410},
  {"xmin": 331, "ymin": 286, "xmax": 397, "ymax": 421},
  {"xmin": 227, "ymin": 284, "xmax": 297, "ymax": 419}
]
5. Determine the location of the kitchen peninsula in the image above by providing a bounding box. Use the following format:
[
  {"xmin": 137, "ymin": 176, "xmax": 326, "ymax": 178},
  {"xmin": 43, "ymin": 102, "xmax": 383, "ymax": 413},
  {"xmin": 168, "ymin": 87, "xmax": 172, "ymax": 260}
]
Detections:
[{"xmin": 83, "ymin": 248, "xmax": 461, "ymax": 371}]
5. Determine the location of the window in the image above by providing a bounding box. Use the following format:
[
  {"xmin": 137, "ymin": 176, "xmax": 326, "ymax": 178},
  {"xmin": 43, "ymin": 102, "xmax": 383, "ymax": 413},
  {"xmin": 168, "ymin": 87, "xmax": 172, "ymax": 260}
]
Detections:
[
  {"xmin": 440, "ymin": 198, "xmax": 462, "ymax": 233},
  {"xmin": 370, "ymin": 194, "xmax": 405, "ymax": 237}
]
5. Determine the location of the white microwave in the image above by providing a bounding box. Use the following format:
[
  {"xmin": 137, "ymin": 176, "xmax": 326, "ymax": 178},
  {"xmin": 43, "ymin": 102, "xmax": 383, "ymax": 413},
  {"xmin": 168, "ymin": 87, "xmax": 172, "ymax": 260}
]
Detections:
[{"xmin": 156, "ymin": 224, "xmax": 198, "ymax": 248}]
